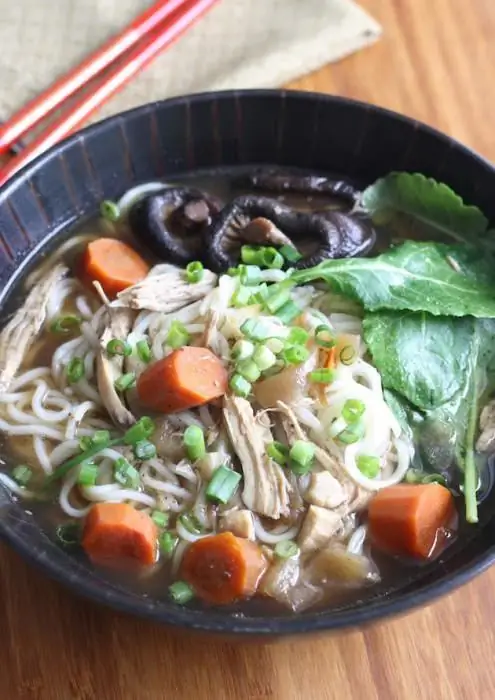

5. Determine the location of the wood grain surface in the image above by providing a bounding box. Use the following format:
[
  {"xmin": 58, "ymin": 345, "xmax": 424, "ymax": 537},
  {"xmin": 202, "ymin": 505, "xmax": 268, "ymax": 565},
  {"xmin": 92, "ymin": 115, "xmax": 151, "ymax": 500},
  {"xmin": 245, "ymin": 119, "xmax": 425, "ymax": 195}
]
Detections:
[{"xmin": 2, "ymin": 1, "xmax": 495, "ymax": 698}]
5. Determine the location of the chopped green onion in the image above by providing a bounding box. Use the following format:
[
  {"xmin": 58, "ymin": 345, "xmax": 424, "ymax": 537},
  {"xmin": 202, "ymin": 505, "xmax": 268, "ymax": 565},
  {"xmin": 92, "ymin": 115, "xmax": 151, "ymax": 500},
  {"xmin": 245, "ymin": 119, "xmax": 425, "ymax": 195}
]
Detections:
[
  {"xmin": 315, "ymin": 325, "xmax": 335, "ymax": 349},
  {"xmin": 169, "ymin": 581, "xmax": 195, "ymax": 604},
  {"xmin": 56, "ymin": 523, "xmax": 81, "ymax": 547},
  {"xmin": 167, "ymin": 320, "xmax": 190, "ymax": 349},
  {"xmin": 275, "ymin": 300, "xmax": 301, "ymax": 324},
  {"xmin": 241, "ymin": 245, "xmax": 261, "ymax": 265},
  {"xmin": 106, "ymin": 338, "xmax": 132, "ymax": 357},
  {"xmin": 266, "ymin": 337, "xmax": 285, "ymax": 354},
  {"xmin": 340, "ymin": 344, "xmax": 357, "ymax": 365},
  {"xmin": 227, "ymin": 266, "xmax": 240, "ymax": 276},
  {"xmin": 114, "ymin": 372, "xmax": 136, "ymax": 392},
  {"xmin": 265, "ymin": 287, "xmax": 291, "ymax": 314},
  {"xmin": 92, "ymin": 430, "xmax": 111, "ymax": 447},
  {"xmin": 178, "ymin": 512, "xmax": 203, "ymax": 534},
  {"xmin": 100, "ymin": 199, "xmax": 120, "ymax": 222},
  {"xmin": 289, "ymin": 440, "xmax": 315, "ymax": 468},
  {"xmin": 206, "ymin": 465, "xmax": 242, "ymax": 504},
  {"xmin": 47, "ymin": 435, "xmax": 122, "ymax": 483},
  {"xmin": 229, "ymin": 373, "xmax": 251, "ymax": 398},
  {"xmin": 114, "ymin": 457, "xmax": 140, "ymax": 489},
  {"xmin": 231, "ymin": 285, "xmax": 252, "ymax": 308},
  {"xmin": 50, "ymin": 315, "xmax": 82, "ymax": 334},
  {"xmin": 123, "ymin": 417, "xmax": 155, "ymax": 445},
  {"xmin": 183, "ymin": 425, "xmax": 206, "ymax": 462},
  {"xmin": 282, "ymin": 345, "xmax": 310, "ymax": 365},
  {"xmin": 309, "ymin": 368, "xmax": 335, "ymax": 384},
  {"xmin": 405, "ymin": 469, "xmax": 447, "ymax": 486},
  {"xmin": 231, "ymin": 339, "xmax": 255, "ymax": 361},
  {"xmin": 236, "ymin": 359, "xmax": 261, "ymax": 382},
  {"xmin": 78, "ymin": 436, "xmax": 92, "ymax": 452},
  {"xmin": 133, "ymin": 440, "xmax": 157, "ymax": 461},
  {"xmin": 12, "ymin": 464, "xmax": 32, "ymax": 486},
  {"xmin": 288, "ymin": 327, "xmax": 309, "ymax": 345},
  {"xmin": 151, "ymin": 510, "xmax": 169, "ymax": 529},
  {"xmin": 136, "ymin": 339, "xmax": 152, "ymax": 363},
  {"xmin": 186, "ymin": 260, "xmax": 204, "ymax": 283},
  {"xmin": 279, "ymin": 245, "xmax": 302, "ymax": 263},
  {"xmin": 267, "ymin": 442, "xmax": 289, "ymax": 466},
  {"xmin": 342, "ymin": 399, "xmax": 365, "ymax": 424},
  {"xmin": 77, "ymin": 461, "xmax": 98, "ymax": 487},
  {"xmin": 274, "ymin": 540, "xmax": 300, "ymax": 559},
  {"xmin": 337, "ymin": 422, "xmax": 365, "ymax": 445},
  {"xmin": 356, "ymin": 455, "xmax": 380, "ymax": 479},
  {"xmin": 253, "ymin": 345, "xmax": 277, "ymax": 371},
  {"xmin": 423, "ymin": 473, "xmax": 448, "ymax": 486},
  {"xmin": 159, "ymin": 531, "xmax": 178, "ymax": 556},
  {"xmin": 66, "ymin": 357, "xmax": 84, "ymax": 384},
  {"xmin": 253, "ymin": 283, "xmax": 270, "ymax": 305},
  {"xmin": 239, "ymin": 264, "xmax": 262, "ymax": 286},
  {"xmin": 261, "ymin": 359, "xmax": 285, "ymax": 378},
  {"xmin": 259, "ymin": 247, "xmax": 284, "ymax": 270},
  {"xmin": 240, "ymin": 318, "xmax": 271, "ymax": 341}
]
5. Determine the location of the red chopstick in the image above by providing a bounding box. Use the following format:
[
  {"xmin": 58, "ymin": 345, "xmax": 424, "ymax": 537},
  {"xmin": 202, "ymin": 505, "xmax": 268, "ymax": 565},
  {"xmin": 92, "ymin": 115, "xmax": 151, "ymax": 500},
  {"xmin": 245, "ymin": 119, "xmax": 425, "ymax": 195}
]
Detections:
[
  {"xmin": 0, "ymin": 0, "xmax": 190, "ymax": 155},
  {"xmin": 0, "ymin": 0, "xmax": 218, "ymax": 186}
]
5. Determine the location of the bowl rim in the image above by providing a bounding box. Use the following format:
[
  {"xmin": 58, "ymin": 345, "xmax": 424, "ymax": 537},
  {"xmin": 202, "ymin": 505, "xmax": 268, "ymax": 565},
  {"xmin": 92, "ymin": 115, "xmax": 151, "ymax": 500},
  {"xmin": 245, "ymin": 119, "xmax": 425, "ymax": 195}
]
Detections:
[{"xmin": 1, "ymin": 88, "xmax": 495, "ymax": 636}]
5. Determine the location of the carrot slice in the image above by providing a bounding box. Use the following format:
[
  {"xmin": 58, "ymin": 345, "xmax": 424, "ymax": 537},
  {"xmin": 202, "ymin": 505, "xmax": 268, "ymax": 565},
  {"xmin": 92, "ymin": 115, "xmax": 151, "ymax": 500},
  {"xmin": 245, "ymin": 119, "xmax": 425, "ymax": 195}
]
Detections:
[
  {"xmin": 180, "ymin": 532, "xmax": 267, "ymax": 604},
  {"xmin": 325, "ymin": 346, "xmax": 337, "ymax": 369},
  {"xmin": 80, "ymin": 238, "xmax": 150, "ymax": 298},
  {"xmin": 82, "ymin": 503, "xmax": 158, "ymax": 569},
  {"xmin": 137, "ymin": 346, "xmax": 228, "ymax": 414},
  {"xmin": 368, "ymin": 483, "xmax": 456, "ymax": 559}
]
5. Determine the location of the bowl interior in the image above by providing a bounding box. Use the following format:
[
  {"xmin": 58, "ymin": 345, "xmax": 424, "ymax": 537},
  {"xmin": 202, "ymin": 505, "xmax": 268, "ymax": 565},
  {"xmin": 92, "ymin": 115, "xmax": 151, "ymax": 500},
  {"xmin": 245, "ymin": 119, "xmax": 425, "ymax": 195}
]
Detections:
[{"xmin": 1, "ymin": 90, "xmax": 495, "ymax": 636}]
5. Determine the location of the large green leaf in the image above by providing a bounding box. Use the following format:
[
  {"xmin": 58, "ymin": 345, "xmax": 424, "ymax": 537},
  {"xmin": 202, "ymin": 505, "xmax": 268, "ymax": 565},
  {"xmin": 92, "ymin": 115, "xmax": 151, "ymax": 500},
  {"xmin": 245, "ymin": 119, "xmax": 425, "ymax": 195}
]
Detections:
[
  {"xmin": 292, "ymin": 241, "xmax": 495, "ymax": 317},
  {"xmin": 360, "ymin": 172, "xmax": 489, "ymax": 243}
]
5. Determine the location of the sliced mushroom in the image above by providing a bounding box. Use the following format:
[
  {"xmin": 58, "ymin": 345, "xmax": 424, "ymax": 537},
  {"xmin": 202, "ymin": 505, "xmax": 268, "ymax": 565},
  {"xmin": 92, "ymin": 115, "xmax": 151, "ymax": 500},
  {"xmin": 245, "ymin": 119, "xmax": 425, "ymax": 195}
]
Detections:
[
  {"xmin": 206, "ymin": 195, "xmax": 375, "ymax": 271},
  {"xmin": 128, "ymin": 187, "xmax": 221, "ymax": 265}
]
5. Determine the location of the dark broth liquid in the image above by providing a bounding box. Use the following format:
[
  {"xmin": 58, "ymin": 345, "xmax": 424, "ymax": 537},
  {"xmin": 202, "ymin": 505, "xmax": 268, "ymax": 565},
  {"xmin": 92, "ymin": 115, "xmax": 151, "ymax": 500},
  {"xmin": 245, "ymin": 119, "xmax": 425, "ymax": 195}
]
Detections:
[{"xmin": 0, "ymin": 166, "xmax": 477, "ymax": 616}]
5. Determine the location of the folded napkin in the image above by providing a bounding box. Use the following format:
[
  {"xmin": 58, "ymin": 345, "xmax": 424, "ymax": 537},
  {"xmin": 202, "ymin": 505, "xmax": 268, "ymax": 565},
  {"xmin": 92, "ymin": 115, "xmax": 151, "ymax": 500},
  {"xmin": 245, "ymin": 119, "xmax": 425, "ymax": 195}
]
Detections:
[{"xmin": 0, "ymin": 0, "xmax": 380, "ymax": 125}]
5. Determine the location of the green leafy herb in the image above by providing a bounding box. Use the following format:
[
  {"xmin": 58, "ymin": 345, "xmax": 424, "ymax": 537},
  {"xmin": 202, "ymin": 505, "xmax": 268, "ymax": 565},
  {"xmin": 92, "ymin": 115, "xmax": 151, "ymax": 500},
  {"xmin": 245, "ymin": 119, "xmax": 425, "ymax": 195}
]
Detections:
[
  {"xmin": 360, "ymin": 172, "xmax": 489, "ymax": 244},
  {"xmin": 292, "ymin": 241, "xmax": 495, "ymax": 318}
]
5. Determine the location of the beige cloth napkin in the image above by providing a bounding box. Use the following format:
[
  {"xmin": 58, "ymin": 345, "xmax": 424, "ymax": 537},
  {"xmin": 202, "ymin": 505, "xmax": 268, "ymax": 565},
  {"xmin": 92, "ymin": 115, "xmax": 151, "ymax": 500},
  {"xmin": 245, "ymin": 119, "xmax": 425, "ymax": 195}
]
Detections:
[{"xmin": 0, "ymin": 0, "xmax": 380, "ymax": 125}]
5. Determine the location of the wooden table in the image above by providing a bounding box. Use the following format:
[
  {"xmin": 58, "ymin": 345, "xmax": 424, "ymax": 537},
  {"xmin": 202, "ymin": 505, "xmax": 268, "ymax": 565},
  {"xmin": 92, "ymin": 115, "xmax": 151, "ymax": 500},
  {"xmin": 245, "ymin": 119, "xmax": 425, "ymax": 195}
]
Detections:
[{"xmin": 2, "ymin": 1, "xmax": 495, "ymax": 698}]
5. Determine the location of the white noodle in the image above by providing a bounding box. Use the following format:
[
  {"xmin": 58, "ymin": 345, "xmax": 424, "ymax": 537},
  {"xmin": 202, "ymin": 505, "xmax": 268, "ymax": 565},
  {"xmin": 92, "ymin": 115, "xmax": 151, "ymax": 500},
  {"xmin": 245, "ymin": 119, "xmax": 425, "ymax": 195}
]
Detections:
[
  {"xmin": 343, "ymin": 439, "xmax": 411, "ymax": 491},
  {"xmin": 253, "ymin": 516, "xmax": 301, "ymax": 544},
  {"xmin": 75, "ymin": 295, "xmax": 94, "ymax": 319},
  {"xmin": 34, "ymin": 436, "xmax": 53, "ymax": 474},
  {"xmin": 176, "ymin": 518, "xmax": 210, "ymax": 543},
  {"xmin": 59, "ymin": 468, "xmax": 91, "ymax": 518},
  {"xmin": 82, "ymin": 483, "xmax": 156, "ymax": 507},
  {"xmin": 347, "ymin": 525, "xmax": 367, "ymax": 555},
  {"xmin": 0, "ymin": 472, "xmax": 37, "ymax": 499},
  {"xmin": 117, "ymin": 181, "xmax": 167, "ymax": 216},
  {"xmin": 0, "ymin": 416, "xmax": 64, "ymax": 440}
]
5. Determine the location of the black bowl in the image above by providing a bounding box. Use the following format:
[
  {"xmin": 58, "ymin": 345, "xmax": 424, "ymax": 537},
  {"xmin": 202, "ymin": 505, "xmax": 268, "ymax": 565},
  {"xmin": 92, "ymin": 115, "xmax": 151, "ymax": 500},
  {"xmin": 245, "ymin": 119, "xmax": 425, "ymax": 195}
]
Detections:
[{"xmin": 1, "ymin": 90, "xmax": 495, "ymax": 637}]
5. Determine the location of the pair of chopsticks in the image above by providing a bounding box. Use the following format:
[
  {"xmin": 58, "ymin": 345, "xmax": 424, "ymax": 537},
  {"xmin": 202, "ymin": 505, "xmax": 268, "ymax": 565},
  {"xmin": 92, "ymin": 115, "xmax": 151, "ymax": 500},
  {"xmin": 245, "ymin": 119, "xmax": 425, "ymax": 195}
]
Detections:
[{"xmin": 0, "ymin": 0, "xmax": 219, "ymax": 187}]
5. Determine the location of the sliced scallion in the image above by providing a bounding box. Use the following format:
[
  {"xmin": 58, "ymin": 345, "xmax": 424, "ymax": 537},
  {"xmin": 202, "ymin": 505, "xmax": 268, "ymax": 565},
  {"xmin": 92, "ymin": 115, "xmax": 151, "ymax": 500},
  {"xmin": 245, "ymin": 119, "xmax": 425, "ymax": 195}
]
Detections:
[
  {"xmin": 167, "ymin": 320, "xmax": 190, "ymax": 349},
  {"xmin": 239, "ymin": 264, "xmax": 262, "ymax": 286},
  {"xmin": 236, "ymin": 359, "xmax": 261, "ymax": 383},
  {"xmin": 78, "ymin": 436, "xmax": 92, "ymax": 452},
  {"xmin": 186, "ymin": 260, "xmax": 204, "ymax": 283},
  {"xmin": 342, "ymin": 399, "xmax": 365, "ymax": 424},
  {"xmin": 178, "ymin": 512, "xmax": 203, "ymax": 534},
  {"xmin": 259, "ymin": 247, "xmax": 284, "ymax": 270},
  {"xmin": 231, "ymin": 285, "xmax": 252, "ymax": 308},
  {"xmin": 240, "ymin": 318, "xmax": 271, "ymax": 341},
  {"xmin": 106, "ymin": 338, "xmax": 132, "ymax": 357},
  {"xmin": 275, "ymin": 300, "xmax": 301, "ymax": 324},
  {"xmin": 169, "ymin": 580, "xmax": 195, "ymax": 604},
  {"xmin": 289, "ymin": 440, "xmax": 315, "ymax": 471},
  {"xmin": 56, "ymin": 523, "xmax": 81, "ymax": 547},
  {"xmin": 265, "ymin": 287, "xmax": 291, "ymax": 314},
  {"xmin": 337, "ymin": 422, "xmax": 365, "ymax": 445},
  {"xmin": 114, "ymin": 457, "xmax": 140, "ymax": 489},
  {"xmin": 123, "ymin": 417, "xmax": 155, "ymax": 445},
  {"xmin": 231, "ymin": 339, "xmax": 255, "ymax": 362},
  {"xmin": 279, "ymin": 245, "xmax": 302, "ymax": 263},
  {"xmin": 66, "ymin": 357, "xmax": 84, "ymax": 384},
  {"xmin": 77, "ymin": 461, "xmax": 98, "ymax": 487},
  {"xmin": 136, "ymin": 339, "xmax": 152, "ymax": 363},
  {"xmin": 282, "ymin": 345, "xmax": 310, "ymax": 365},
  {"xmin": 266, "ymin": 337, "xmax": 285, "ymax": 354},
  {"xmin": 274, "ymin": 540, "xmax": 300, "ymax": 559},
  {"xmin": 50, "ymin": 315, "xmax": 82, "ymax": 334},
  {"xmin": 159, "ymin": 531, "xmax": 178, "ymax": 556},
  {"xmin": 287, "ymin": 327, "xmax": 309, "ymax": 346},
  {"xmin": 133, "ymin": 440, "xmax": 157, "ymax": 461},
  {"xmin": 340, "ymin": 344, "xmax": 357, "ymax": 365},
  {"xmin": 92, "ymin": 430, "xmax": 111, "ymax": 447},
  {"xmin": 356, "ymin": 455, "xmax": 380, "ymax": 479},
  {"xmin": 229, "ymin": 373, "xmax": 251, "ymax": 398},
  {"xmin": 253, "ymin": 283, "xmax": 270, "ymax": 305},
  {"xmin": 206, "ymin": 465, "xmax": 242, "ymax": 504},
  {"xmin": 12, "ymin": 464, "xmax": 32, "ymax": 486},
  {"xmin": 114, "ymin": 372, "xmax": 136, "ymax": 392},
  {"xmin": 266, "ymin": 442, "xmax": 289, "ymax": 466},
  {"xmin": 253, "ymin": 345, "xmax": 276, "ymax": 371},
  {"xmin": 151, "ymin": 510, "xmax": 169, "ymax": 529},
  {"xmin": 241, "ymin": 245, "xmax": 261, "ymax": 265},
  {"xmin": 315, "ymin": 325, "xmax": 335, "ymax": 349},
  {"xmin": 100, "ymin": 199, "xmax": 120, "ymax": 222},
  {"xmin": 183, "ymin": 425, "xmax": 206, "ymax": 462}
]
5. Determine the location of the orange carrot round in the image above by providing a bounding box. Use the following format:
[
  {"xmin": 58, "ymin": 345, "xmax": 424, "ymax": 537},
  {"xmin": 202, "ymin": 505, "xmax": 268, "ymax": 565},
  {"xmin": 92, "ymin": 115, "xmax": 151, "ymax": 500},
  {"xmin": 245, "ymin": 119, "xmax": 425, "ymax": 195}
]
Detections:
[
  {"xmin": 81, "ymin": 238, "xmax": 150, "ymax": 298},
  {"xmin": 368, "ymin": 483, "xmax": 455, "ymax": 559},
  {"xmin": 180, "ymin": 532, "xmax": 267, "ymax": 604},
  {"xmin": 82, "ymin": 503, "xmax": 158, "ymax": 569},
  {"xmin": 137, "ymin": 346, "xmax": 228, "ymax": 414}
]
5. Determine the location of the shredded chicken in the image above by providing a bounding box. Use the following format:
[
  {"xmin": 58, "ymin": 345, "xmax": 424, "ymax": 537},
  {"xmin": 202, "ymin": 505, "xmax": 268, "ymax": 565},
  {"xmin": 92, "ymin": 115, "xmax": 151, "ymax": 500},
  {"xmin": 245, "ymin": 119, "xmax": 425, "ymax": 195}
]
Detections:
[
  {"xmin": 201, "ymin": 309, "xmax": 228, "ymax": 359},
  {"xmin": 96, "ymin": 308, "xmax": 135, "ymax": 427},
  {"xmin": 223, "ymin": 395, "xmax": 291, "ymax": 519},
  {"xmin": 304, "ymin": 471, "xmax": 347, "ymax": 509},
  {"xmin": 297, "ymin": 505, "xmax": 343, "ymax": 553},
  {"xmin": 0, "ymin": 264, "xmax": 68, "ymax": 391},
  {"xmin": 477, "ymin": 399, "xmax": 495, "ymax": 452},
  {"xmin": 112, "ymin": 265, "xmax": 217, "ymax": 312},
  {"xmin": 220, "ymin": 509, "xmax": 256, "ymax": 540}
]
